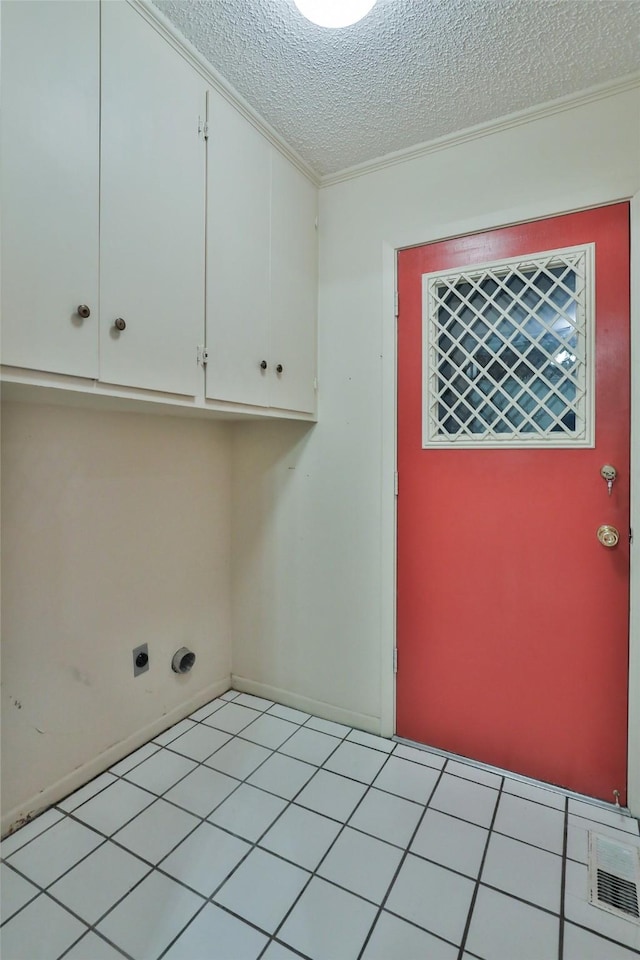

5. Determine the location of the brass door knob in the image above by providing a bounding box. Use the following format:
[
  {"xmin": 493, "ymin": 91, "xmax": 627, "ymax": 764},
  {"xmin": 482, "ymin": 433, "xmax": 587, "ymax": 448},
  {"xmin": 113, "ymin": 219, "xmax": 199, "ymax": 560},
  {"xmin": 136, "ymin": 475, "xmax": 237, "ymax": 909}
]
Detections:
[
  {"xmin": 77, "ymin": 304, "xmax": 91, "ymax": 319},
  {"xmin": 597, "ymin": 524, "xmax": 619, "ymax": 548},
  {"xmin": 114, "ymin": 317, "xmax": 126, "ymax": 331}
]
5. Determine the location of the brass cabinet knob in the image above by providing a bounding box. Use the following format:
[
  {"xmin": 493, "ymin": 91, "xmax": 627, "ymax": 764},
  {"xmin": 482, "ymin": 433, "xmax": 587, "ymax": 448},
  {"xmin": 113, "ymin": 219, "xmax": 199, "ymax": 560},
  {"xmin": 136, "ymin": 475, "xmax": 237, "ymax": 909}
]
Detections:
[
  {"xmin": 597, "ymin": 524, "xmax": 619, "ymax": 548},
  {"xmin": 114, "ymin": 317, "xmax": 126, "ymax": 331},
  {"xmin": 77, "ymin": 304, "xmax": 91, "ymax": 319}
]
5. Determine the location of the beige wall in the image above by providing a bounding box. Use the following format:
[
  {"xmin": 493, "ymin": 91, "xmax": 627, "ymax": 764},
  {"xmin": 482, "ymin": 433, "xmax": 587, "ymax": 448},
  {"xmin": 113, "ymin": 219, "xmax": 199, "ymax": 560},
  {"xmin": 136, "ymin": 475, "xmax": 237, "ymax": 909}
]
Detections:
[
  {"xmin": 230, "ymin": 89, "xmax": 640, "ymax": 757},
  {"xmin": 1, "ymin": 402, "xmax": 232, "ymax": 832}
]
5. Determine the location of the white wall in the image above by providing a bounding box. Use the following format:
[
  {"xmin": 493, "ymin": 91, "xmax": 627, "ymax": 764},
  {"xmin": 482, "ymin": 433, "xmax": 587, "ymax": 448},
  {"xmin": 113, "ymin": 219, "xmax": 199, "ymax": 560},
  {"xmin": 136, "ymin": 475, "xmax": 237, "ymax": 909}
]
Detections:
[
  {"xmin": 231, "ymin": 89, "xmax": 640, "ymax": 744},
  {"xmin": 1, "ymin": 402, "xmax": 232, "ymax": 834}
]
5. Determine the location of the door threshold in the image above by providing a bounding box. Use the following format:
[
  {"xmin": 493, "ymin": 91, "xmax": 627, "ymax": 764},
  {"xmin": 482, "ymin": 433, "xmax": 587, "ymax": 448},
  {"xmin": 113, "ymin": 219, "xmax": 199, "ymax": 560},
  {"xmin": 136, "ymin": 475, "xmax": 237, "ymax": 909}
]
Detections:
[{"xmin": 393, "ymin": 736, "xmax": 634, "ymax": 818}]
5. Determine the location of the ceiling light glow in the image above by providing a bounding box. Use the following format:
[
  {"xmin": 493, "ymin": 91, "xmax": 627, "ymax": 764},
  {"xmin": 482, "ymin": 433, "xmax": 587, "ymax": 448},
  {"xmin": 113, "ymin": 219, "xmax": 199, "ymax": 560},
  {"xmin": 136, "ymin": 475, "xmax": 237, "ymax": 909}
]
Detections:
[{"xmin": 293, "ymin": 0, "xmax": 377, "ymax": 28}]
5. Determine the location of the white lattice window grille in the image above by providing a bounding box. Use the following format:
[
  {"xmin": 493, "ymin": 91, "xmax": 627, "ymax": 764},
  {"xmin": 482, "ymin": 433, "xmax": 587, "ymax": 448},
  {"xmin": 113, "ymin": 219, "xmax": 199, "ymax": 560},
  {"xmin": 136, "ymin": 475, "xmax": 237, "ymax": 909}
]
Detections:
[{"xmin": 422, "ymin": 244, "xmax": 595, "ymax": 448}]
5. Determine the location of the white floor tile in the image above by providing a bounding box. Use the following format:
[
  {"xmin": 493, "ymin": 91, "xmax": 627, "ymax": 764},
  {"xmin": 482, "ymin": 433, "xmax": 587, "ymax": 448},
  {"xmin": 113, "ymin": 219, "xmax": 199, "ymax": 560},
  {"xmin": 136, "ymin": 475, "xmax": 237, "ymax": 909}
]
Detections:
[
  {"xmin": 259, "ymin": 804, "xmax": 341, "ymax": 870},
  {"xmin": 481, "ymin": 831, "xmax": 562, "ymax": 912},
  {"xmin": 189, "ymin": 698, "xmax": 226, "ymax": 721},
  {"xmin": 445, "ymin": 760, "xmax": 502, "ymax": 789},
  {"xmin": 240, "ymin": 714, "xmax": 299, "ymax": 749},
  {"xmin": 261, "ymin": 942, "xmax": 304, "ymax": 960},
  {"xmin": 493, "ymin": 792, "xmax": 564, "ymax": 854},
  {"xmin": 346, "ymin": 730, "xmax": 395, "ymax": 753},
  {"xmin": 160, "ymin": 823, "xmax": 251, "ymax": 896},
  {"xmin": 96, "ymin": 870, "xmax": 203, "ymax": 960},
  {"xmin": 0, "ymin": 893, "xmax": 87, "ymax": 960},
  {"xmin": 349, "ymin": 787, "xmax": 423, "ymax": 849},
  {"xmin": 465, "ymin": 885, "xmax": 559, "ymax": 960},
  {"xmin": 267, "ymin": 704, "xmax": 310, "ymax": 724},
  {"xmin": 317, "ymin": 826, "xmax": 403, "ymax": 903},
  {"xmin": 152, "ymin": 718, "xmax": 196, "ymax": 746},
  {"xmin": 305, "ymin": 717, "xmax": 351, "ymax": 738},
  {"xmin": 49, "ymin": 841, "xmax": 150, "ymax": 923},
  {"xmin": 204, "ymin": 738, "xmax": 272, "ymax": 780},
  {"xmin": 123, "ymin": 749, "xmax": 198, "ymax": 795},
  {"xmin": 393, "ymin": 743, "xmax": 446, "ymax": 769},
  {"xmin": 430, "ymin": 774, "xmax": 498, "ymax": 828},
  {"xmin": 113, "ymin": 799, "xmax": 199, "ymax": 864},
  {"xmin": 563, "ymin": 921, "xmax": 640, "ymax": 959},
  {"xmin": 109, "ymin": 743, "xmax": 159, "ymax": 776},
  {"xmin": 163, "ymin": 903, "xmax": 268, "ymax": 960},
  {"xmin": 233, "ymin": 693, "xmax": 274, "ymax": 712},
  {"xmin": 411, "ymin": 809, "xmax": 488, "ymax": 879},
  {"xmin": 564, "ymin": 859, "xmax": 640, "ymax": 952},
  {"xmin": 7, "ymin": 818, "xmax": 103, "ymax": 888},
  {"xmin": 386, "ymin": 853, "xmax": 474, "ymax": 945},
  {"xmin": 72, "ymin": 779, "xmax": 155, "ymax": 836},
  {"xmin": 502, "ymin": 777, "xmax": 566, "ymax": 810},
  {"xmin": 64, "ymin": 931, "xmax": 127, "ymax": 959},
  {"xmin": 220, "ymin": 690, "xmax": 240, "ymax": 701},
  {"xmin": 165, "ymin": 724, "xmax": 231, "ymax": 762},
  {"xmin": 203, "ymin": 703, "xmax": 260, "ymax": 734},
  {"xmin": 323, "ymin": 742, "xmax": 388, "ymax": 784},
  {"xmin": 247, "ymin": 752, "xmax": 316, "ymax": 800},
  {"xmin": 58, "ymin": 773, "xmax": 117, "ymax": 812},
  {"xmin": 295, "ymin": 770, "xmax": 368, "ymax": 822},
  {"xmin": 214, "ymin": 848, "xmax": 309, "ymax": 934},
  {"xmin": 362, "ymin": 910, "xmax": 458, "ymax": 960},
  {"xmin": 0, "ymin": 808, "xmax": 64, "ymax": 858},
  {"xmin": 280, "ymin": 728, "xmax": 340, "ymax": 766},
  {"xmin": 568, "ymin": 799, "xmax": 640, "ymax": 835},
  {"xmin": 208, "ymin": 784, "xmax": 287, "ymax": 842},
  {"xmin": 279, "ymin": 876, "xmax": 377, "ymax": 960},
  {"xmin": 567, "ymin": 815, "xmax": 640, "ymax": 865},
  {"xmin": 372, "ymin": 756, "xmax": 440, "ymax": 804},
  {"xmin": 0, "ymin": 863, "xmax": 39, "ymax": 923},
  {"xmin": 163, "ymin": 765, "xmax": 239, "ymax": 818}
]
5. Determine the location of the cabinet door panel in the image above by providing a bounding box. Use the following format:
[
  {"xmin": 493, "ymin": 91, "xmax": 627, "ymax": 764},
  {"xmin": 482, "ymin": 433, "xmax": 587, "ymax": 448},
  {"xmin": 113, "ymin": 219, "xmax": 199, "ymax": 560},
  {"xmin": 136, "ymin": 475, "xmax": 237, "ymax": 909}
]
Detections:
[
  {"xmin": 1, "ymin": 0, "xmax": 99, "ymax": 377},
  {"xmin": 99, "ymin": 1, "xmax": 206, "ymax": 396},
  {"xmin": 206, "ymin": 91, "xmax": 270, "ymax": 406},
  {"xmin": 270, "ymin": 153, "xmax": 317, "ymax": 414}
]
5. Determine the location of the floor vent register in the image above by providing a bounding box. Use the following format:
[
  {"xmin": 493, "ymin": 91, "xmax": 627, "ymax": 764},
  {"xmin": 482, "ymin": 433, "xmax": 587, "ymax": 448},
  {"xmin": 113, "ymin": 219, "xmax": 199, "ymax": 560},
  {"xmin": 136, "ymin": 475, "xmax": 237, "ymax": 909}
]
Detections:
[{"xmin": 589, "ymin": 832, "xmax": 640, "ymax": 922}]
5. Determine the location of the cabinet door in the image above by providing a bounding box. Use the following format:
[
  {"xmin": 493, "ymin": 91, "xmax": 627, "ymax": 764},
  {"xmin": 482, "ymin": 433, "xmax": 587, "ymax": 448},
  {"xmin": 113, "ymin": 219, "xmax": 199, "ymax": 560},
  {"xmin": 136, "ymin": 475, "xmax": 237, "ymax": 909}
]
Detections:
[
  {"xmin": 1, "ymin": 1, "xmax": 99, "ymax": 377},
  {"xmin": 99, "ymin": 1, "xmax": 206, "ymax": 396},
  {"xmin": 270, "ymin": 152, "xmax": 318, "ymax": 414},
  {"xmin": 206, "ymin": 91, "xmax": 271, "ymax": 406}
]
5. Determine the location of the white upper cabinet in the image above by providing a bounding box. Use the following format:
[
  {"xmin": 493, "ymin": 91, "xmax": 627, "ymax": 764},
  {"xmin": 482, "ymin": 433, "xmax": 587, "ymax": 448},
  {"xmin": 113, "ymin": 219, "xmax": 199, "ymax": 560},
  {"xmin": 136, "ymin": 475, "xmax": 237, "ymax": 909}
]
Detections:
[
  {"xmin": 270, "ymin": 151, "xmax": 318, "ymax": 415},
  {"xmin": 99, "ymin": 1, "xmax": 206, "ymax": 397},
  {"xmin": 1, "ymin": 0, "xmax": 100, "ymax": 378},
  {"xmin": 206, "ymin": 95, "xmax": 317, "ymax": 414},
  {"xmin": 206, "ymin": 90, "xmax": 271, "ymax": 407}
]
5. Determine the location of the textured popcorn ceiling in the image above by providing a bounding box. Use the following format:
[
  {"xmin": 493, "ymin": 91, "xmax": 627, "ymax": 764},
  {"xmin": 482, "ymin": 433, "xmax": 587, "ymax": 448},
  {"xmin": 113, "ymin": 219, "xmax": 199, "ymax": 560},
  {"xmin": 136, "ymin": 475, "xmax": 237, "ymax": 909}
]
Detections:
[{"xmin": 155, "ymin": 0, "xmax": 640, "ymax": 176}]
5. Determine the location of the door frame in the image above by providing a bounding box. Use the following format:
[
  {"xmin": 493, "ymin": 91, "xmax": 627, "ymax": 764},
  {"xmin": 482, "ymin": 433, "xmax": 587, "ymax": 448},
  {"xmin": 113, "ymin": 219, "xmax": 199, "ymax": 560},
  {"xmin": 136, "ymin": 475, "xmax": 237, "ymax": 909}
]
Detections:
[{"xmin": 379, "ymin": 189, "xmax": 640, "ymax": 817}]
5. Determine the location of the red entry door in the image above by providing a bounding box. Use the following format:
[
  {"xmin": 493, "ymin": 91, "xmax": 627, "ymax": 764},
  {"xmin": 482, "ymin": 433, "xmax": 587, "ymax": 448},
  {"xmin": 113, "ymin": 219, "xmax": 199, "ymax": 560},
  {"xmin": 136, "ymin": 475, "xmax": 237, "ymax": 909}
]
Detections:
[{"xmin": 396, "ymin": 204, "xmax": 630, "ymax": 803}]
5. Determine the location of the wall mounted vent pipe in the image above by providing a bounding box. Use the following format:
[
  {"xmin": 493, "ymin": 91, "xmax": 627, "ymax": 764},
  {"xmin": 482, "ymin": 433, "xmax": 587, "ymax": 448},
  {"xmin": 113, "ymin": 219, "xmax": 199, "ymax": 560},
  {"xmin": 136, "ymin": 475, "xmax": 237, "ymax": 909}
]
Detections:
[{"xmin": 172, "ymin": 647, "xmax": 196, "ymax": 674}]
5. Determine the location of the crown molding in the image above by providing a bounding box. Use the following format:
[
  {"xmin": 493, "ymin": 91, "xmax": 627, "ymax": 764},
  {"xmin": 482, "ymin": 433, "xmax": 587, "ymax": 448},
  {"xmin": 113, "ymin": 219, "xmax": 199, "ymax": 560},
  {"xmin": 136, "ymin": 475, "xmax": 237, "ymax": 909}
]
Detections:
[
  {"xmin": 128, "ymin": 0, "xmax": 322, "ymax": 187},
  {"xmin": 320, "ymin": 72, "xmax": 640, "ymax": 188}
]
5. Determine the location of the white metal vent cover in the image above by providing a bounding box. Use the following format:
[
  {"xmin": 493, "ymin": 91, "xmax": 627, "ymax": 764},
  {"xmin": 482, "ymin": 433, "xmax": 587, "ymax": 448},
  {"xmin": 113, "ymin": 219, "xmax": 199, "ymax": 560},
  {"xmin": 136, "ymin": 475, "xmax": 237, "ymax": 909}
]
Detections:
[{"xmin": 588, "ymin": 832, "xmax": 640, "ymax": 923}]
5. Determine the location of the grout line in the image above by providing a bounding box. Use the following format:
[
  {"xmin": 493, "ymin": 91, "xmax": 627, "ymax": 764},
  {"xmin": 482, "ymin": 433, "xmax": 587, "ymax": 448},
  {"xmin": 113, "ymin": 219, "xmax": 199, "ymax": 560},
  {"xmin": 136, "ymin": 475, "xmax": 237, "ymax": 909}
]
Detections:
[
  {"xmin": 456, "ymin": 775, "xmax": 505, "ymax": 960},
  {"xmin": 559, "ymin": 794, "xmax": 569, "ymax": 960}
]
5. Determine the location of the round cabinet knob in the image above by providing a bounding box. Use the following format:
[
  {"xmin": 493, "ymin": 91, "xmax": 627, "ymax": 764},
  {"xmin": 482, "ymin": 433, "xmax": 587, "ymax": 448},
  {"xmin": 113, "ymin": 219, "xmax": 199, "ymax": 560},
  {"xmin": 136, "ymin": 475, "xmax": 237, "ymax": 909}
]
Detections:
[
  {"xmin": 276, "ymin": 364, "xmax": 284, "ymax": 374},
  {"xmin": 77, "ymin": 304, "xmax": 91, "ymax": 319},
  {"xmin": 597, "ymin": 524, "xmax": 619, "ymax": 548},
  {"xmin": 114, "ymin": 317, "xmax": 126, "ymax": 331},
  {"xmin": 260, "ymin": 360, "xmax": 268, "ymax": 370}
]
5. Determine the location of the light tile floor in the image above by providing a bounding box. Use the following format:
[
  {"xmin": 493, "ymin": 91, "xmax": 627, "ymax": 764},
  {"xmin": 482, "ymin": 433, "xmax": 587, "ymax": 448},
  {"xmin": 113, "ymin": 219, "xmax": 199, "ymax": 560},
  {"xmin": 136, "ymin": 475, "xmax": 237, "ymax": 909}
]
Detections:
[{"xmin": 2, "ymin": 689, "xmax": 640, "ymax": 960}]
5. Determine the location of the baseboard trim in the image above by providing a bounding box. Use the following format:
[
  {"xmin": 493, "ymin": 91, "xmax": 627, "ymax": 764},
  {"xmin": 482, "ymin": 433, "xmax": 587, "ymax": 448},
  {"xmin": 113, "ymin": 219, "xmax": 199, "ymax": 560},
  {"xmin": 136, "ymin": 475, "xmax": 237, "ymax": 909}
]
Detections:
[
  {"xmin": 230, "ymin": 674, "xmax": 380, "ymax": 734},
  {"xmin": 1, "ymin": 676, "xmax": 231, "ymax": 838}
]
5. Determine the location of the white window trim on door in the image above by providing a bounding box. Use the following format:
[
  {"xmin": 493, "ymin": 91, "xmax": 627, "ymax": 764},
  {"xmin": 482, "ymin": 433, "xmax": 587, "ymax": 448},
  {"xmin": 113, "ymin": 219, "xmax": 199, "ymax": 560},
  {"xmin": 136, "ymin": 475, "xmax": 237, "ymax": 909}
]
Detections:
[{"xmin": 380, "ymin": 190, "xmax": 640, "ymax": 818}]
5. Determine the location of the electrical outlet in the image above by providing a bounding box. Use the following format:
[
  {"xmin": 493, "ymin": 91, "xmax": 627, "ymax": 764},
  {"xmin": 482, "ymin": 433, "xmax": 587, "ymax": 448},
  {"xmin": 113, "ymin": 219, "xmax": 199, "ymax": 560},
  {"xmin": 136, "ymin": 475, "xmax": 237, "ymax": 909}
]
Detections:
[{"xmin": 132, "ymin": 643, "xmax": 149, "ymax": 677}]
